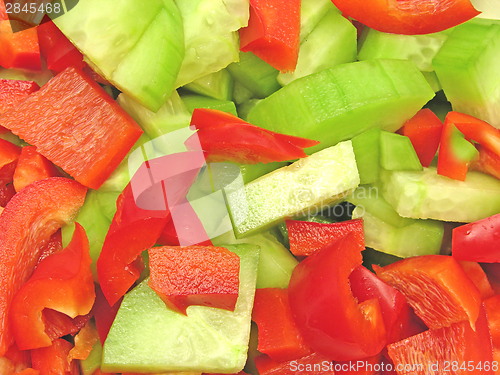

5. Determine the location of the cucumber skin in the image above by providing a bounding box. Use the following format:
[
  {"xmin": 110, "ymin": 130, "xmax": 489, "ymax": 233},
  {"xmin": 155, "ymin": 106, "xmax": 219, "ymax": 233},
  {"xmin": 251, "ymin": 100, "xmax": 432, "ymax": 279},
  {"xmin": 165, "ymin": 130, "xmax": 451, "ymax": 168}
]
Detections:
[
  {"xmin": 248, "ymin": 59, "xmax": 435, "ymax": 154},
  {"xmin": 380, "ymin": 167, "xmax": 500, "ymax": 222}
]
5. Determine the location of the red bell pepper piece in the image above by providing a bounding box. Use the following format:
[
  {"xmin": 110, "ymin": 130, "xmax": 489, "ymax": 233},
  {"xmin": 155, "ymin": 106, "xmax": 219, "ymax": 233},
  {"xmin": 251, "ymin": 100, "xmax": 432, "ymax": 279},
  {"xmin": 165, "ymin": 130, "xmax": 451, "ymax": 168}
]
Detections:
[
  {"xmin": 0, "ymin": 67, "xmax": 143, "ymax": 189},
  {"xmin": 97, "ymin": 151, "xmax": 204, "ymax": 306},
  {"xmin": 36, "ymin": 20, "xmax": 84, "ymax": 73},
  {"xmin": 397, "ymin": 108, "xmax": 443, "ymax": 167},
  {"xmin": 349, "ymin": 265, "xmax": 413, "ymax": 345},
  {"xmin": 186, "ymin": 109, "xmax": 319, "ymax": 164},
  {"xmin": 13, "ymin": 145, "xmax": 62, "ymax": 192},
  {"xmin": 252, "ymin": 288, "xmax": 312, "ymax": 362},
  {"xmin": 239, "ymin": 0, "xmax": 300, "ymax": 72},
  {"xmin": 484, "ymin": 295, "xmax": 500, "ymax": 349},
  {"xmin": 452, "ymin": 213, "xmax": 500, "ymax": 263},
  {"xmin": 0, "ymin": 79, "xmax": 40, "ymax": 115},
  {"xmin": 437, "ymin": 119, "xmax": 477, "ymax": 181},
  {"xmin": 68, "ymin": 320, "xmax": 99, "ymax": 361},
  {"xmin": 42, "ymin": 309, "xmax": 79, "ymax": 341},
  {"xmin": 288, "ymin": 233, "xmax": 386, "ymax": 361},
  {"xmin": 157, "ymin": 199, "xmax": 213, "ymax": 247},
  {"xmin": 447, "ymin": 112, "xmax": 500, "ymax": 155},
  {"xmin": 37, "ymin": 229, "xmax": 63, "ymax": 264},
  {"xmin": 457, "ymin": 260, "xmax": 496, "ymax": 300},
  {"xmin": 3, "ymin": 342, "xmax": 31, "ymax": 372},
  {"xmin": 374, "ymin": 255, "xmax": 482, "ymax": 330},
  {"xmin": 92, "ymin": 285, "xmax": 122, "ymax": 344},
  {"xmin": 332, "ymin": 0, "xmax": 479, "ymax": 35},
  {"xmin": 148, "ymin": 245, "xmax": 240, "ymax": 314},
  {"xmin": 254, "ymin": 352, "xmax": 334, "ymax": 375},
  {"xmin": 470, "ymin": 144, "xmax": 500, "ymax": 180},
  {"xmin": 0, "ymin": 138, "xmax": 21, "ymax": 188},
  {"xmin": 0, "ymin": 0, "xmax": 6, "ymax": 21},
  {"xmin": 0, "ymin": 177, "xmax": 86, "ymax": 356},
  {"xmin": 287, "ymin": 218, "xmax": 364, "ymax": 257},
  {"xmin": 0, "ymin": 15, "xmax": 41, "ymax": 72},
  {"xmin": 16, "ymin": 370, "xmax": 39, "ymax": 375},
  {"xmin": 10, "ymin": 223, "xmax": 95, "ymax": 350},
  {"xmin": 387, "ymin": 307, "xmax": 494, "ymax": 375},
  {"xmin": 31, "ymin": 338, "xmax": 79, "ymax": 375},
  {"xmin": 0, "ymin": 183, "xmax": 15, "ymax": 207}
]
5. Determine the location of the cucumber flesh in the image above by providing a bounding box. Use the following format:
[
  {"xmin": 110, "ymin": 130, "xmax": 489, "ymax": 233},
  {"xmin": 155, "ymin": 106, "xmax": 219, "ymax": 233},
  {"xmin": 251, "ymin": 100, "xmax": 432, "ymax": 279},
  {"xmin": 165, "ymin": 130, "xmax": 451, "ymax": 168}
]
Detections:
[
  {"xmin": 183, "ymin": 69, "xmax": 235, "ymax": 101},
  {"xmin": 278, "ymin": 9, "xmax": 357, "ymax": 86},
  {"xmin": 247, "ymin": 59, "xmax": 435, "ymax": 154},
  {"xmin": 232, "ymin": 81, "xmax": 255, "ymax": 105},
  {"xmin": 80, "ymin": 339, "xmax": 103, "ymax": 375},
  {"xmin": 380, "ymin": 131, "xmax": 423, "ymax": 172},
  {"xmin": 351, "ymin": 127, "xmax": 381, "ymax": 185},
  {"xmin": 358, "ymin": 28, "xmax": 448, "ymax": 72},
  {"xmin": 102, "ymin": 244, "xmax": 260, "ymax": 373},
  {"xmin": 226, "ymin": 141, "xmax": 360, "ymax": 238},
  {"xmin": 227, "ymin": 52, "xmax": 281, "ymax": 99},
  {"xmin": 432, "ymin": 22, "xmax": 500, "ymax": 128},
  {"xmin": 348, "ymin": 186, "xmax": 443, "ymax": 258},
  {"xmin": 212, "ymin": 231, "xmax": 298, "ymax": 289},
  {"xmin": 181, "ymin": 94, "xmax": 238, "ymax": 116},
  {"xmin": 117, "ymin": 91, "xmax": 191, "ymax": 139},
  {"xmin": 299, "ymin": 0, "xmax": 339, "ymax": 42},
  {"xmin": 380, "ymin": 167, "xmax": 500, "ymax": 222}
]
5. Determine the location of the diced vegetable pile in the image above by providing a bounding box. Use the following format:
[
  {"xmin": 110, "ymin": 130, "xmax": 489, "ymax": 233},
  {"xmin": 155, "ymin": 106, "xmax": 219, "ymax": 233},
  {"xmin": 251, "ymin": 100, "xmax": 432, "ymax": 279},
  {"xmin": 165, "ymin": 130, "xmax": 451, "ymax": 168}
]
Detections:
[{"xmin": 1, "ymin": 0, "xmax": 500, "ymax": 374}]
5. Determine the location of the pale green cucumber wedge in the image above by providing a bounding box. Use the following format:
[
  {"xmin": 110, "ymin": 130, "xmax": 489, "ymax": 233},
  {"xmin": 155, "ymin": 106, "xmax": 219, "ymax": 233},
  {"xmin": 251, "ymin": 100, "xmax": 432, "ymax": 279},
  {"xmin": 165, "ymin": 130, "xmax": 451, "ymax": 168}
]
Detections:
[
  {"xmin": 117, "ymin": 91, "xmax": 191, "ymax": 140},
  {"xmin": 247, "ymin": 59, "xmax": 435, "ymax": 154},
  {"xmin": 380, "ymin": 131, "xmax": 423, "ymax": 171},
  {"xmin": 351, "ymin": 127, "xmax": 381, "ymax": 185},
  {"xmin": 278, "ymin": 9, "xmax": 357, "ymax": 86},
  {"xmin": 102, "ymin": 244, "xmax": 260, "ymax": 373},
  {"xmin": 237, "ymin": 99, "xmax": 261, "ymax": 121},
  {"xmin": 183, "ymin": 69, "xmax": 235, "ymax": 101},
  {"xmin": 212, "ymin": 231, "xmax": 298, "ymax": 289},
  {"xmin": 54, "ymin": 0, "xmax": 185, "ymax": 112},
  {"xmin": 300, "ymin": 0, "xmax": 340, "ymax": 41},
  {"xmin": 432, "ymin": 22, "xmax": 500, "ymax": 128},
  {"xmin": 182, "ymin": 94, "xmax": 238, "ymax": 116},
  {"xmin": 233, "ymin": 81, "xmax": 255, "ymax": 105},
  {"xmin": 348, "ymin": 186, "xmax": 443, "ymax": 258},
  {"xmin": 227, "ymin": 52, "xmax": 281, "ymax": 99},
  {"xmin": 358, "ymin": 28, "xmax": 448, "ymax": 72},
  {"xmin": 174, "ymin": 0, "xmax": 249, "ymax": 88},
  {"xmin": 380, "ymin": 167, "xmax": 500, "ymax": 222},
  {"xmin": 226, "ymin": 141, "xmax": 360, "ymax": 238},
  {"xmin": 0, "ymin": 60, "xmax": 53, "ymax": 87}
]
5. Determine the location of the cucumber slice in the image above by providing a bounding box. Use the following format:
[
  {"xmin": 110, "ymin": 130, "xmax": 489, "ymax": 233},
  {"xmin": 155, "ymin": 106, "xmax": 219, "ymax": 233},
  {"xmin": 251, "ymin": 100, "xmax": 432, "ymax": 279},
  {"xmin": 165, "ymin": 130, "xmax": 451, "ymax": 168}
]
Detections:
[
  {"xmin": 470, "ymin": 0, "xmax": 500, "ymax": 19},
  {"xmin": 80, "ymin": 339, "xmax": 103, "ymax": 375},
  {"xmin": 380, "ymin": 167, "xmax": 500, "ymax": 222},
  {"xmin": 182, "ymin": 94, "xmax": 237, "ymax": 116},
  {"xmin": 102, "ymin": 244, "xmax": 260, "ymax": 373},
  {"xmin": 351, "ymin": 127, "xmax": 381, "ymax": 185},
  {"xmin": 174, "ymin": 0, "xmax": 249, "ymax": 88},
  {"xmin": 232, "ymin": 81, "xmax": 255, "ymax": 105},
  {"xmin": 352, "ymin": 206, "xmax": 443, "ymax": 258},
  {"xmin": 227, "ymin": 52, "xmax": 281, "ymax": 99},
  {"xmin": 300, "ymin": 0, "xmax": 339, "ymax": 41},
  {"xmin": 348, "ymin": 185, "xmax": 443, "ymax": 257},
  {"xmin": 237, "ymin": 99, "xmax": 261, "ymax": 121},
  {"xmin": 247, "ymin": 59, "xmax": 435, "ymax": 154},
  {"xmin": 358, "ymin": 28, "xmax": 448, "ymax": 72},
  {"xmin": 432, "ymin": 22, "xmax": 500, "ymax": 128},
  {"xmin": 226, "ymin": 141, "xmax": 360, "ymax": 238},
  {"xmin": 117, "ymin": 91, "xmax": 191, "ymax": 139},
  {"xmin": 183, "ymin": 69, "xmax": 235, "ymax": 101},
  {"xmin": 278, "ymin": 9, "xmax": 357, "ymax": 86},
  {"xmin": 380, "ymin": 131, "xmax": 423, "ymax": 171}
]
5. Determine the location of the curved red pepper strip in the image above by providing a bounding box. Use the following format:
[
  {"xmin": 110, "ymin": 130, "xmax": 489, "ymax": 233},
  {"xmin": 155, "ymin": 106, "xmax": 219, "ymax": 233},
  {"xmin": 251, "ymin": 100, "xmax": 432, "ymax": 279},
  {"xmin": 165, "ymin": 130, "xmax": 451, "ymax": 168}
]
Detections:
[
  {"xmin": 289, "ymin": 233, "xmax": 386, "ymax": 361},
  {"xmin": 10, "ymin": 223, "xmax": 95, "ymax": 350},
  {"xmin": 31, "ymin": 338, "xmax": 79, "ymax": 375},
  {"xmin": 0, "ymin": 138, "xmax": 21, "ymax": 187},
  {"xmin": 0, "ymin": 177, "xmax": 86, "ymax": 356}
]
